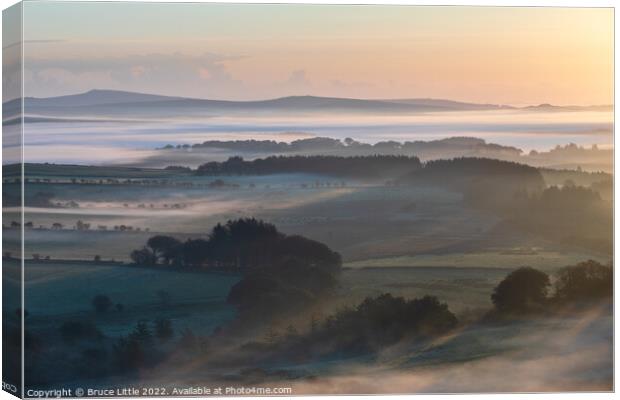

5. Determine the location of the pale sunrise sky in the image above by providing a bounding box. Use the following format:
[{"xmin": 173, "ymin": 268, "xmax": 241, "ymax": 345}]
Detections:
[{"xmin": 19, "ymin": 3, "xmax": 613, "ymax": 105}]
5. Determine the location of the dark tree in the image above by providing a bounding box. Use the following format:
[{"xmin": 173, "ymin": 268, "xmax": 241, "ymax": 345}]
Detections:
[
  {"xmin": 182, "ymin": 239, "xmax": 211, "ymax": 268},
  {"xmin": 227, "ymin": 272, "xmax": 315, "ymax": 315},
  {"xmin": 130, "ymin": 247, "xmax": 156, "ymax": 266},
  {"xmin": 132, "ymin": 218, "xmax": 341, "ymax": 272},
  {"xmin": 306, "ymin": 294, "xmax": 457, "ymax": 352},
  {"xmin": 92, "ymin": 295, "xmax": 113, "ymax": 313},
  {"xmin": 129, "ymin": 321, "xmax": 153, "ymax": 345},
  {"xmin": 131, "ymin": 218, "xmax": 342, "ymax": 318},
  {"xmin": 196, "ymin": 155, "xmax": 422, "ymax": 179},
  {"xmin": 276, "ymin": 235, "xmax": 342, "ymax": 273},
  {"xmin": 553, "ymin": 260, "xmax": 612, "ymax": 302},
  {"xmin": 491, "ymin": 267, "xmax": 550, "ymax": 313},
  {"xmin": 147, "ymin": 235, "xmax": 182, "ymax": 266}
]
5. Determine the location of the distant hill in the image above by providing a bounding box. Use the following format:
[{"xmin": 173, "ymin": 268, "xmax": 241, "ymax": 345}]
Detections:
[
  {"xmin": 386, "ymin": 98, "xmax": 514, "ymax": 110},
  {"xmin": 8, "ymin": 89, "xmax": 610, "ymax": 113},
  {"xmin": 4, "ymin": 89, "xmax": 611, "ymax": 122},
  {"xmin": 522, "ymin": 103, "xmax": 613, "ymax": 112},
  {"xmin": 24, "ymin": 89, "xmax": 186, "ymax": 107},
  {"xmin": 2, "ymin": 89, "xmax": 519, "ymax": 119}
]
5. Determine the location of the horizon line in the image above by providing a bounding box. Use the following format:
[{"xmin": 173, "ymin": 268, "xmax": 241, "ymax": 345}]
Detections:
[{"xmin": 7, "ymin": 88, "xmax": 614, "ymax": 109}]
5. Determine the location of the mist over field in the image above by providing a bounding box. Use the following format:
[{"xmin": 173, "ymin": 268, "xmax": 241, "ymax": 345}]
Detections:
[
  {"xmin": 16, "ymin": 106, "xmax": 613, "ymax": 168},
  {"xmin": 2, "ymin": 92, "xmax": 613, "ymax": 393},
  {"xmin": 4, "ymin": 141, "xmax": 613, "ymax": 393}
]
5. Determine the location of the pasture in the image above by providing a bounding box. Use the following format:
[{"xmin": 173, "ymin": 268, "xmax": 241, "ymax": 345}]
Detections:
[{"xmin": 23, "ymin": 261, "xmax": 240, "ymax": 337}]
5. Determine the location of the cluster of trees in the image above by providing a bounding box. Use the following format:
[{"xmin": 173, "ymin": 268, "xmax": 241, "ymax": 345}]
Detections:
[
  {"xmin": 196, "ymin": 155, "xmax": 422, "ymax": 178},
  {"xmin": 527, "ymin": 143, "xmax": 612, "ymax": 165},
  {"xmin": 402, "ymin": 160, "xmax": 612, "ymax": 256},
  {"xmin": 319, "ymin": 294, "xmax": 457, "ymax": 351},
  {"xmin": 404, "ymin": 157, "xmax": 545, "ymax": 190},
  {"xmin": 130, "ymin": 219, "xmax": 343, "ymax": 318},
  {"xmin": 250, "ymin": 294, "xmax": 458, "ymax": 359},
  {"xmin": 490, "ymin": 260, "xmax": 612, "ymax": 316},
  {"xmin": 130, "ymin": 218, "xmax": 341, "ymax": 272},
  {"xmin": 398, "ymin": 157, "xmax": 546, "ymax": 212},
  {"xmin": 527, "ymin": 184, "xmax": 603, "ymax": 214},
  {"xmin": 7, "ymin": 220, "xmax": 150, "ymax": 233},
  {"xmin": 113, "ymin": 319, "xmax": 181, "ymax": 371},
  {"xmin": 504, "ymin": 185, "xmax": 612, "ymax": 254},
  {"xmin": 226, "ymin": 263, "xmax": 339, "ymax": 316},
  {"xmin": 163, "ymin": 136, "xmax": 523, "ymax": 161},
  {"xmin": 57, "ymin": 317, "xmax": 181, "ymax": 374}
]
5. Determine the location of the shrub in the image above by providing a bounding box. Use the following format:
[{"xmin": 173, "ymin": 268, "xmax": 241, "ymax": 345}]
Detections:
[
  {"xmin": 491, "ymin": 267, "xmax": 550, "ymax": 313},
  {"xmin": 317, "ymin": 294, "xmax": 457, "ymax": 351},
  {"xmin": 129, "ymin": 321, "xmax": 153, "ymax": 344},
  {"xmin": 553, "ymin": 260, "xmax": 612, "ymax": 302},
  {"xmin": 130, "ymin": 247, "xmax": 156, "ymax": 266}
]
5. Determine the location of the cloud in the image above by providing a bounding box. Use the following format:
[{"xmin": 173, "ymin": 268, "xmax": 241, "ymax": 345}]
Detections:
[
  {"xmin": 23, "ymin": 52, "xmax": 247, "ymax": 99},
  {"xmin": 263, "ymin": 69, "xmax": 313, "ymax": 96},
  {"xmin": 286, "ymin": 70, "xmax": 310, "ymax": 87},
  {"xmin": 130, "ymin": 66, "xmax": 147, "ymax": 78}
]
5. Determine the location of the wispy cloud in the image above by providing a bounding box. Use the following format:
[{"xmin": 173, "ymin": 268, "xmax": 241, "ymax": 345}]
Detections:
[{"xmin": 24, "ymin": 52, "xmax": 246, "ymax": 98}]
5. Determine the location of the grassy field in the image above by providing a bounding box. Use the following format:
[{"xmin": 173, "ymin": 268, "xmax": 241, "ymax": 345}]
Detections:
[
  {"xmin": 337, "ymin": 266, "xmax": 509, "ymax": 315},
  {"xmin": 23, "ymin": 260, "xmax": 240, "ymax": 337},
  {"xmin": 13, "ymin": 176, "xmax": 503, "ymax": 261},
  {"xmin": 344, "ymin": 250, "xmax": 608, "ymax": 271}
]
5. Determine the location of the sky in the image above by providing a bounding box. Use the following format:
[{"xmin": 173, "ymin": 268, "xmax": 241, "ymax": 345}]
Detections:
[{"xmin": 19, "ymin": 3, "xmax": 614, "ymax": 105}]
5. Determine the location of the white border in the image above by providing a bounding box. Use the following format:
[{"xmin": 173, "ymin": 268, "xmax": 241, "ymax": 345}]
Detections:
[{"xmin": 0, "ymin": 1, "xmax": 616, "ymax": 400}]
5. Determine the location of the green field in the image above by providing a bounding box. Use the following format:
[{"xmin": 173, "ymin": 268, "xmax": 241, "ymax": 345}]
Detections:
[{"xmin": 23, "ymin": 260, "xmax": 240, "ymax": 337}]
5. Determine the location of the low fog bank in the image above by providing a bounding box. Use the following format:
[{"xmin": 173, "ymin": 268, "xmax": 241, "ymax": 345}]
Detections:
[
  {"xmin": 142, "ymin": 136, "xmax": 613, "ymax": 173},
  {"xmin": 282, "ymin": 309, "xmax": 612, "ymax": 393},
  {"xmin": 19, "ymin": 105, "xmax": 613, "ymax": 170}
]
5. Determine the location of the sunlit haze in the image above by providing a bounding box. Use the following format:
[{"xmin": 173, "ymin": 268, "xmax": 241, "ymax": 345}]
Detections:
[{"xmin": 21, "ymin": 4, "xmax": 613, "ymax": 105}]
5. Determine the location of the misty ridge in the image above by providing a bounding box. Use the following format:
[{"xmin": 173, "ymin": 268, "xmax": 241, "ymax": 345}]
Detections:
[
  {"xmin": 3, "ymin": 89, "xmax": 613, "ymax": 120},
  {"xmin": 162, "ymin": 136, "xmax": 523, "ymax": 160},
  {"xmin": 8, "ymin": 153, "xmax": 612, "ymax": 257},
  {"xmin": 156, "ymin": 136, "xmax": 612, "ymax": 172},
  {"xmin": 5, "ymin": 89, "xmax": 612, "ymax": 170}
]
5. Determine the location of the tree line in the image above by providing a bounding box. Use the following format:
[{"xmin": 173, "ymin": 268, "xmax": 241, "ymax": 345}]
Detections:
[
  {"xmin": 490, "ymin": 260, "xmax": 612, "ymax": 316},
  {"xmin": 196, "ymin": 155, "xmax": 422, "ymax": 178},
  {"xmin": 251, "ymin": 259, "xmax": 612, "ymax": 362},
  {"xmin": 131, "ymin": 218, "xmax": 341, "ymax": 272}
]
